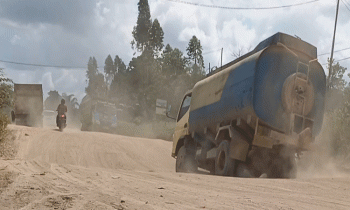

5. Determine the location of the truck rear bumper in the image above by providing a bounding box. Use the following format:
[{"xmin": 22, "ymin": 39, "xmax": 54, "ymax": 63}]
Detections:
[{"xmin": 252, "ymin": 127, "xmax": 313, "ymax": 151}]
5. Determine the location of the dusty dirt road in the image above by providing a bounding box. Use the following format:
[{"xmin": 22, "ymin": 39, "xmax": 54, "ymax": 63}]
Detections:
[{"xmin": 0, "ymin": 125, "xmax": 350, "ymax": 210}]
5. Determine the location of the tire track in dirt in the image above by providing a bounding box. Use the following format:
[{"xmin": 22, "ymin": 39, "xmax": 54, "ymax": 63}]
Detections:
[{"xmin": 0, "ymin": 125, "xmax": 349, "ymax": 210}]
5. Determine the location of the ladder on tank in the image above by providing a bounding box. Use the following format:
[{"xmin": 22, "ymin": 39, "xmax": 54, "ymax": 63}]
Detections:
[{"xmin": 289, "ymin": 60, "xmax": 317, "ymax": 135}]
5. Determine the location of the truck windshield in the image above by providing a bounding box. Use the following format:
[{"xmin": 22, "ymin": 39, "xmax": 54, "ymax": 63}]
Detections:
[{"xmin": 178, "ymin": 95, "xmax": 191, "ymax": 121}]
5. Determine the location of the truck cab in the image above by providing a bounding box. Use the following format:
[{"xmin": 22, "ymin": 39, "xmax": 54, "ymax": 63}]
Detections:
[{"xmin": 172, "ymin": 92, "xmax": 191, "ymax": 158}]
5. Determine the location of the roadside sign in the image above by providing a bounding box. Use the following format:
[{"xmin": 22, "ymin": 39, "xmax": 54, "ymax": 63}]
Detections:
[{"xmin": 156, "ymin": 99, "xmax": 167, "ymax": 115}]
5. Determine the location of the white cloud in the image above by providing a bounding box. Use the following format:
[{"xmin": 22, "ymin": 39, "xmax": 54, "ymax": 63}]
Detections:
[
  {"xmin": 42, "ymin": 71, "xmax": 55, "ymax": 90},
  {"xmin": 1, "ymin": 0, "xmax": 350, "ymax": 101},
  {"xmin": 10, "ymin": 34, "xmax": 20, "ymax": 44}
]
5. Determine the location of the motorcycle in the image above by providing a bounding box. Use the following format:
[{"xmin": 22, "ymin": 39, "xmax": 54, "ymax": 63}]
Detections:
[{"xmin": 57, "ymin": 113, "xmax": 67, "ymax": 131}]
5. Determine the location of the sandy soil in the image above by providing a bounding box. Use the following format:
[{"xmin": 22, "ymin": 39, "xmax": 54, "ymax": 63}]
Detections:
[{"xmin": 0, "ymin": 125, "xmax": 350, "ymax": 210}]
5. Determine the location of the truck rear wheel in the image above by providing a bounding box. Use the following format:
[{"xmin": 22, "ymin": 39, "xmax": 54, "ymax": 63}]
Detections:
[
  {"xmin": 215, "ymin": 140, "xmax": 235, "ymax": 176},
  {"xmin": 176, "ymin": 146, "xmax": 197, "ymax": 173}
]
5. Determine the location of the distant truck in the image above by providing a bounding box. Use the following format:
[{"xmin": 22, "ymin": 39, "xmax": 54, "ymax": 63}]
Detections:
[
  {"xmin": 171, "ymin": 33, "xmax": 326, "ymax": 178},
  {"xmin": 14, "ymin": 84, "xmax": 43, "ymax": 127},
  {"xmin": 80, "ymin": 95, "xmax": 117, "ymax": 132}
]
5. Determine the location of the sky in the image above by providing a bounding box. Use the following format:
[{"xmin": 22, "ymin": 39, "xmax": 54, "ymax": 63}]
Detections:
[{"xmin": 0, "ymin": 0, "xmax": 349, "ymax": 103}]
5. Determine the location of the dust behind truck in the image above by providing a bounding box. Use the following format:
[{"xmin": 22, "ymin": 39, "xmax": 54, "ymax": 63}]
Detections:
[
  {"xmin": 14, "ymin": 84, "xmax": 43, "ymax": 127},
  {"xmin": 171, "ymin": 32, "xmax": 326, "ymax": 178}
]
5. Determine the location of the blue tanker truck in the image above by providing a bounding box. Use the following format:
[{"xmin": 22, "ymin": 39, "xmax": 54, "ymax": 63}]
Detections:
[{"xmin": 171, "ymin": 32, "xmax": 326, "ymax": 178}]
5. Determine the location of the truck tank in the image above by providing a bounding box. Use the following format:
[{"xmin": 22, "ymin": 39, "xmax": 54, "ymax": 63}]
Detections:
[{"xmin": 189, "ymin": 32, "xmax": 326, "ymax": 137}]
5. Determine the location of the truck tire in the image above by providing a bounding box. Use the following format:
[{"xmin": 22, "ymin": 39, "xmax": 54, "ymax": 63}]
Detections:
[
  {"xmin": 215, "ymin": 140, "xmax": 234, "ymax": 176},
  {"xmin": 176, "ymin": 146, "xmax": 197, "ymax": 173}
]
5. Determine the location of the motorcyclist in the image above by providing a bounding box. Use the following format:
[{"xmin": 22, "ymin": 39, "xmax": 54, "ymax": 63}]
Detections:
[{"xmin": 56, "ymin": 99, "xmax": 67, "ymax": 126}]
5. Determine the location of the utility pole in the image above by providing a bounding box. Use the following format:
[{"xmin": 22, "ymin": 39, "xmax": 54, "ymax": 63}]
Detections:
[
  {"xmin": 328, "ymin": 0, "xmax": 340, "ymax": 90},
  {"xmin": 221, "ymin": 48, "xmax": 223, "ymax": 70}
]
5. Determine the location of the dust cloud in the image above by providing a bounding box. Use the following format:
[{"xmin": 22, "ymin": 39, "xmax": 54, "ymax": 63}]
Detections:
[{"xmin": 297, "ymin": 115, "xmax": 349, "ymax": 179}]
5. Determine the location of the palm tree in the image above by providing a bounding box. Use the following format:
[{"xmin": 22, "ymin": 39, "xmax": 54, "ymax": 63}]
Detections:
[{"xmin": 62, "ymin": 93, "xmax": 79, "ymax": 110}]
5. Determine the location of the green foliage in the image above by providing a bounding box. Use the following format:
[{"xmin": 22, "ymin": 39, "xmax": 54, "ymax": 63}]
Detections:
[
  {"xmin": 109, "ymin": 55, "xmax": 128, "ymax": 100},
  {"xmin": 0, "ymin": 68, "xmax": 12, "ymax": 143},
  {"xmin": 328, "ymin": 87, "xmax": 350, "ymax": 160},
  {"xmin": 149, "ymin": 19, "xmax": 164, "ymax": 54},
  {"xmin": 324, "ymin": 59, "xmax": 350, "ymax": 161},
  {"xmin": 162, "ymin": 44, "xmax": 187, "ymax": 77},
  {"xmin": 104, "ymin": 54, "xmax": 114, "ymax": 84},
  {"xmin": 186, "ymin": 35, "xmax": 204, "ymax": 68},
  {"xmin": 44, "ymin": 91, "xmax": 79, "ymax": 111},
  {"xmin": 131, "ymin": 0, "xmax": 152, "ymax": 52},
  {"xmin": 131, "ymin": 1, "xmax": 164, "ymax": 56},
  {"xmin": 0, "ymin": 69, "xmax": 13, "ymax": 110},
  {"xmin": 85, "ymin": 57, "xmax": 107, "ymax": 98},
  {"xmin": 188, "ymin": 64, "xmax": 206, "ymax": 87},
  {"xmin": 326, "ymin": 58, "xmax": 347, "ymax": 91},
  {"xmin": 0, "ymin": 112, "xmax": 9, "ymax": 137},
  {"xmin": 44, "ymin": 90, "xmax": 61, "ymax": 110},
  {"xmin": 62, "ymin": 93, "xmax": 79, "ymax": 110},
  {"xmin": 86, "ymin": 1, "xmax": 208, "ymax": 127},
  {"xmin": 86, "ymin": 57, "xmax": 98, "ymax": 81},
  {"xmin": 128, "ymin": 51, "xmax": 163, "ymax": 119},
  {"xmin": 114, "ymin": 55, "xmax": 127, "ymax": 74}
]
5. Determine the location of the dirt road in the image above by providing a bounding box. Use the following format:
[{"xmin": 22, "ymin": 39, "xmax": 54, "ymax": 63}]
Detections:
[{"xmin": 1, "ymin": 125, "xmax": 350, "ymax": 210}]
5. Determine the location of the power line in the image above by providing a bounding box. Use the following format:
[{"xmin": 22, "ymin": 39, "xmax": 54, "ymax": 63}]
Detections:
[
  {"xmin": 318, "ymin": 47, "xmax": 350, "ymax": 56},
  {"xmin": 0, "ymin": 59, "xmax": 89, "ymax": 69},
  {"xmin": 344, "ymin": 0, "xmax": 350, "ymax": 7},
  {"xmin": 335, "ymin": 56, "xmax": 350, "ymax": 62},
  {"xmin": 163, "ymin": 0, "xmax": 319, "ymax": 10},
  {"xmin": 341, "ymin": 0, "xmax": 350, "ymax": 13},
  {"xmin": 203, "ymin": 49, "xmax": 221, "ymax": 55},
  {"xmin": 322, "ymin": 56, "xmax": 350, "ymax": 65}
]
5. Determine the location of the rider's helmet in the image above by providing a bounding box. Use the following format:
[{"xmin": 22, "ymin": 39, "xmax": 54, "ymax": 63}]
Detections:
[{"xmin": 61, "ymin": 99, "xmax": 65, "ymax": 104}]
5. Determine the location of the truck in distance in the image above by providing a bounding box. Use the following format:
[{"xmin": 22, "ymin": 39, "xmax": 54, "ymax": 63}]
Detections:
[{"xmin": 14, "ymin": 84, "xmax": 43, "ymax": 127}]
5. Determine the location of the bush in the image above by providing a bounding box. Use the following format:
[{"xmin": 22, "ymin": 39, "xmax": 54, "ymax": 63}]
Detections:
[
  {"xmin": 0, "ymin": 112, "xmax": 9, "ymax": 138},
  {"xmin": 325, "ymin": 87, "xmax": 350, "ymax": 162},
  {"xmin": 0, "ymin": 68, "xmax": 14, "ymax": 158}
]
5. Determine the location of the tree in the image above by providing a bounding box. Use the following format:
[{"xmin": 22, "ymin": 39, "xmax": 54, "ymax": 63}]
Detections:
[
  {"xmin": 104, "ymin": 54, "xmax": 114, "ymax": 85},
  {"xmin": 149, "ymin": 19, "xmax": 164, "ymax": 54},
  {"xmin": 322, "ymin": 59, "xmax": 350, "ymax": 159},
  {"xmin": 188, "ymin": 64, "xmax": 206, "ymax": 87},
  {"xmin": 232, "ymin": 46, "xmax": 252, "ymax": 58},
  {"xmin": 324, "ymin": 58, "xmax": 347, "ymax": 111},
  {"xmin": 86, "ymin": 57, "xmax": 98, "ymax": 81},
  {"xmin": 326, "ymin": 58, "xmax": 347, "ymax": 91},
  {"xmin": 109, "ymin": 56, "xmax": 127, "ymax": 99},
  {"xmin": 85, "ymin": 57, "xmax": 107, "ymax": 98},
  {"xmin": 62, "ymin": 93, "xmax": 79, "ymax": 110},
  {"xmin": 131, "ymin": 0, "xmax": 152, "ymax": 52},
  {"xmin": 0, "ymin": 68, "xmax": 13, "ymax": 110},
  {"xmin": 162, "ymin": 44, "xmax": 187, "ymax": 77},
  {"xmin": 185, "ymin": 36, "xmax": 206, "ymax": 87},
  {"xmin": 125, "ymin": 51, "xmax": 162, "ymax": 119},
  {"xmin": 114, "ymin": 55, "xmax": 127, "ymax": 75},
  {"xmin": 44, "ymin": 90, "xmax": 61, "ymax": 110},
  {"xmin": 0, "ymin": 68, "xmax": 13, "ymax": 147},
  {"xmin": 186, "ymin": 35, "xmax": 204, "ymax": 68}
]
